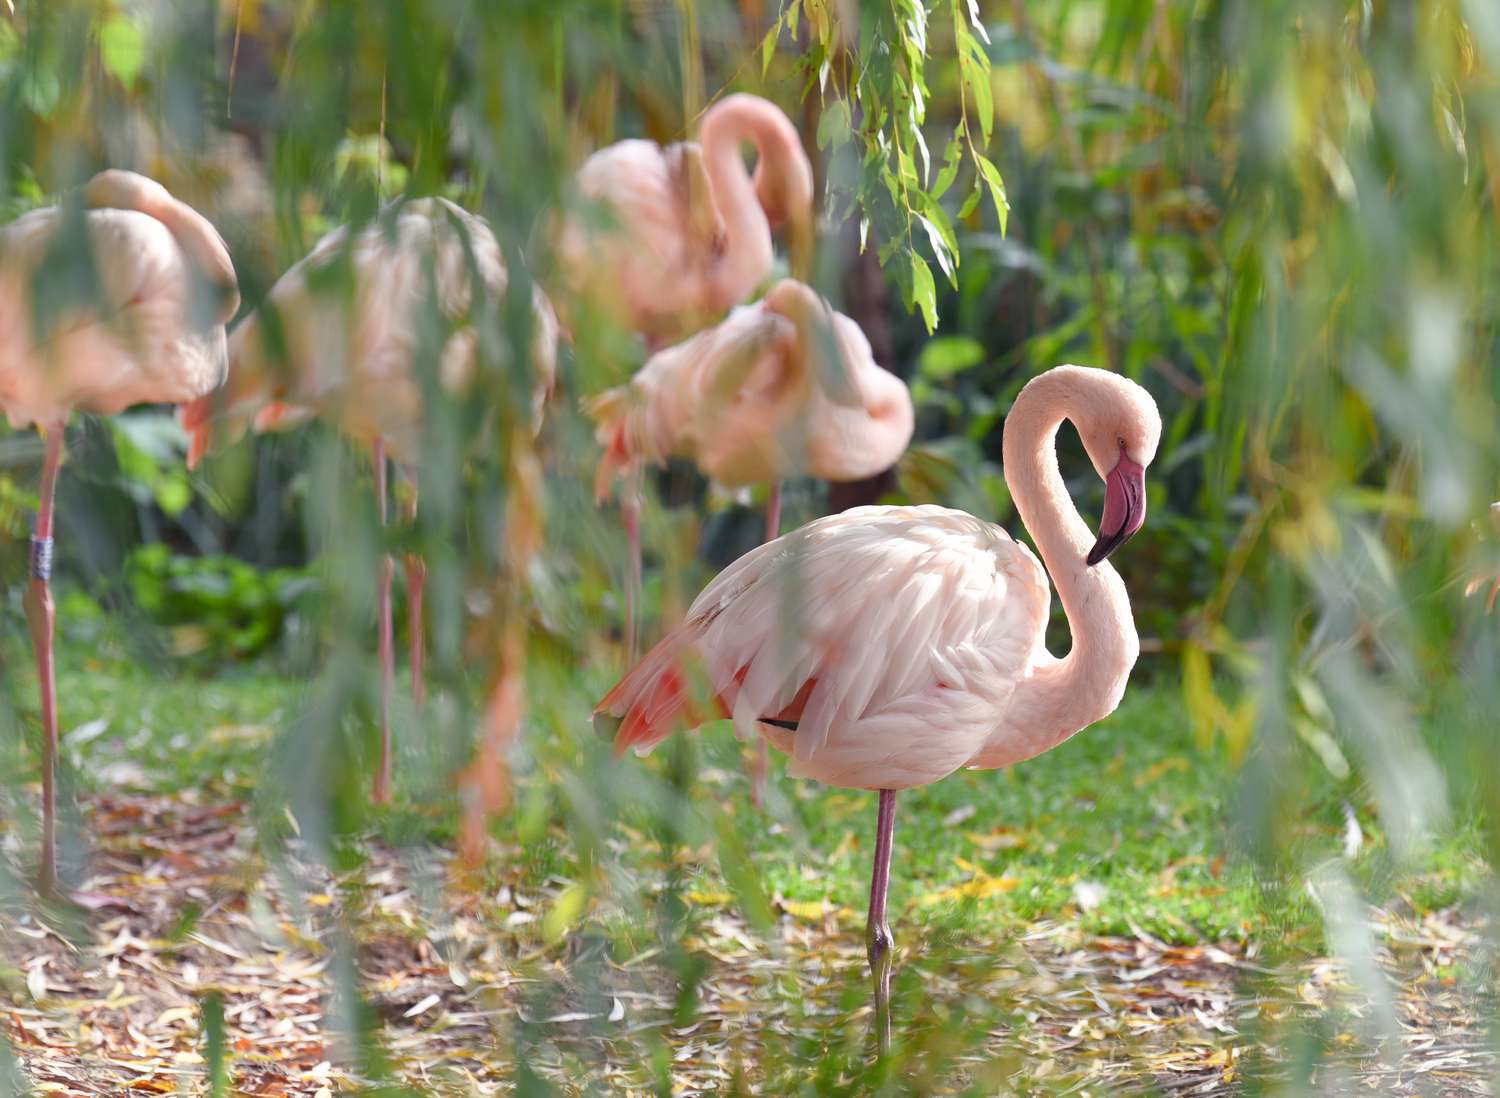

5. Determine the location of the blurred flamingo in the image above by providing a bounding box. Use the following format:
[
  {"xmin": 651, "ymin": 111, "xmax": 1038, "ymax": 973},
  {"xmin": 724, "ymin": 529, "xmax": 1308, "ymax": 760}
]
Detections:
[
  {"xmin": 594, "ymin": 365, "xmax": 1161, "ymax": 1050},
  {"xmin": 0, "ymin": 170, "xmax": 240, "ymax": 892},
  {"xmin": 181, "ymin": 197, "xmax": 558, "ymax": 813},
  {"xmin": 587, "ymin": 278, "xmax": 913, "ymax": 796},
  {"xmin": 555, "ymin": 93, "xmax": 814, "ymax": 347}
]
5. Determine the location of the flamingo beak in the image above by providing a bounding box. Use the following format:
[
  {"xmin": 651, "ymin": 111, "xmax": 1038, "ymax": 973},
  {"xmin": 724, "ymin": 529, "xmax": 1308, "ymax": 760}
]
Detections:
[{"xmin": 1086, "ymin": 454, "xmax": 1146, "ymax": 566}]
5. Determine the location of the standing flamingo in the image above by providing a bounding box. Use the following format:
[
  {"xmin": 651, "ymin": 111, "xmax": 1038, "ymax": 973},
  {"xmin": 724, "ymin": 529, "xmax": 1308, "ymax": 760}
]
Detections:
[
  {"xmin": 586, "ymin": 278, "xmax": 913, "ymax": 795},
  {"xmin": 555, "ymin": 93, "xmax": 814, "ymax": 347},
  {"xmin": 0, "ymin": 170, "xmax": 240, "ymax": 892},
  {"xmin": 181, "ymin": 197, "xmax": 558, "ymax": 809},
  {"xmin": 594, "ymin": 364, "xmax": 1161, "ymax": 1050}
]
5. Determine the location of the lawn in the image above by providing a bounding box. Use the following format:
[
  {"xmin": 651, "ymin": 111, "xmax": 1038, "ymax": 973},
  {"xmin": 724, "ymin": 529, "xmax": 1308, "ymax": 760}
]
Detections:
[{"xmin": 1, "ymin": 621, "xmax": 1492, "ymax": 1093}]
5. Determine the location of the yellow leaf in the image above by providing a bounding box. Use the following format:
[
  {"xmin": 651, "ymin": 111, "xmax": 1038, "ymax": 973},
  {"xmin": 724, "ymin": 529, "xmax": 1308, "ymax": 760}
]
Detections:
[
  {"xmin": 685, "ymin": 890, "xmax": 732, "ymax": 907},
  {"xmin": 1133, "ymin": 756, "xmax": 1189, "ymax": 788},
  {"xmin": 153, "ymin": 1006, "xmax": 195, "ymax": 1028},
  {"xmin": 918, "ymin": 875, "xmax": 1019, "ymax": 907},
  {"xmin": 965, "ymin": 828, "xmax": 1027, "ymax": 851},
  {"xmin": 779, "ymin": 899, "xmax": 830, "ymax": 921}
]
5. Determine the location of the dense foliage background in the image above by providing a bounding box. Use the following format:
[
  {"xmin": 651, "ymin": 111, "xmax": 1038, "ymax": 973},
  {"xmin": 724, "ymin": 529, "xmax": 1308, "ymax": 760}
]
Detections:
[{"xmin": 3, "ymin": 0, "xmax": 1500, "ymax": 1093}]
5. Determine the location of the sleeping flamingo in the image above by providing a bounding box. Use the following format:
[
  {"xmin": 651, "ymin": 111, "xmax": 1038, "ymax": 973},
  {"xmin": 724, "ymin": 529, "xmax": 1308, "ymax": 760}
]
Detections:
[
  {"xmin": 595, "ymin": 364, "xmax": 1161, "ymax": 1050},
  {"xmin": 181, "ymin": 197, "xmax": 558, "ymax": 809},
  {"xmin": 0, "ymin": 170, "xmax": 240, "ymax": 892},
  {"xmin": 586, "ymin": 278, "xmax": 914, "ymax": 797},
  {"xmin": 554, "ymin": 92, "xmax": 814, "ymax": 347}
]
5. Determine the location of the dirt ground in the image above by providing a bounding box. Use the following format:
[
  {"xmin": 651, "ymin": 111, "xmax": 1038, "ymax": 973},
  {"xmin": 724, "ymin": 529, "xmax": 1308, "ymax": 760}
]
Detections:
[{"xmin": 0, "ymin": 792, "xmax": 1493, "ymax": 1095}]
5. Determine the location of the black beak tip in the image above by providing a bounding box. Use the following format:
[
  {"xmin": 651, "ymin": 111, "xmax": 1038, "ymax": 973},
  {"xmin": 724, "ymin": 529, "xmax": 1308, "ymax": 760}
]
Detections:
[{"xmin": 1086, "ymin": 530, "xmax": 1123, "ymax": 567}]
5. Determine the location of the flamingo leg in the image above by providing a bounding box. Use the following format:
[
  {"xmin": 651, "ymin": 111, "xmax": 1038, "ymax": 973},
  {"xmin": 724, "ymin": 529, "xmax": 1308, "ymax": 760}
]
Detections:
[
  {"xmin": 764, "ymin": 479, "xmax": 783, "ymax": 543},
  {"xmin": 400, "ymin": 466, "xmax": 426, "ymax": 709},
  {"xmin": 24, "ymin": 426, "xmax": 65, "ymax": 894},
  {"xmin": 866, "ymin": 788, "xmax": 898, "ymax": 1055},
  {"xmin": 372, "ymin": 438, "xmax": 394, "ymax": 805},
  {"xmin": 622, "ymin": 468, "xmax": 643, "ymax": 665}
]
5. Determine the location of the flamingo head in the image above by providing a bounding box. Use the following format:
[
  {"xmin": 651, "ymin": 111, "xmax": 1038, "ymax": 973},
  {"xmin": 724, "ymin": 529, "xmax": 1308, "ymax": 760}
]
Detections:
[{"xmin": 1077, "ymin": 372, "xmax": 1161, "ymax": 566}]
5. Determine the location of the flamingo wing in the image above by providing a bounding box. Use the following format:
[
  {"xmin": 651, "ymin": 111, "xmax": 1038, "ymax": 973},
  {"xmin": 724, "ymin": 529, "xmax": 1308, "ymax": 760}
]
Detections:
[{"xmin": 599, "ymin": 504, "xmax": 1052, "ymax": 791}]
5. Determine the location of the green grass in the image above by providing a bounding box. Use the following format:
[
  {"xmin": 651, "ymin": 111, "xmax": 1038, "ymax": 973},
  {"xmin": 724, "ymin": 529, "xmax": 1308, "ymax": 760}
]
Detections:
[{"xmin": 3, "ymin": 609, "xmax": 1486, "ymax": 954}]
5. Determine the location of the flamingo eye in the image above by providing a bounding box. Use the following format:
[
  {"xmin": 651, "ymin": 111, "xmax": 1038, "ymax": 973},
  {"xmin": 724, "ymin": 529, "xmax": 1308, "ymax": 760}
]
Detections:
[{"xmin": 1117, "ymin": 436, "xmax": 1126, "ymax": 450}]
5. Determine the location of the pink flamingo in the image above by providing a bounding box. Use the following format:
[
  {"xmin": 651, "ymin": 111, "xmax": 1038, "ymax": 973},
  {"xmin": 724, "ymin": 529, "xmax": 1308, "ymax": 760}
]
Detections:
[
  {"xmin": 554, "ymin": 93, "xmax": 814, "ymax": 347},
  {"xmin": 0, "ymin": 170, "xmax": 240, "ymax": 892},
  {"xmin": 181, "ymin": 197, "xmax": 558, "ymax": 807},
  {"xmin": 587, "ymin": 278, "xmax": 914, "ymax": 794},
  {"xmin": 595, "ymin": 364, "xmax": 1161, "ymax": 1050}
]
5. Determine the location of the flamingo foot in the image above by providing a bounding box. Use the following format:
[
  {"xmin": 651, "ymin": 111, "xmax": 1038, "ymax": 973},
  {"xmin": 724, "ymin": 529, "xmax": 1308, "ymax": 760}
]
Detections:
[{"xmin": 866, "ymin": 789, "xmax": 898, "ymax": 1057}]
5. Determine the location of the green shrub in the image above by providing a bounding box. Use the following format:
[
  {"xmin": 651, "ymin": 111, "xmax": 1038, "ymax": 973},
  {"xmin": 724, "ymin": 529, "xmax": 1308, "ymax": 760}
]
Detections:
[{"xmin": 124, "ymin": 544, "xmax": 319, "ymax": 666}]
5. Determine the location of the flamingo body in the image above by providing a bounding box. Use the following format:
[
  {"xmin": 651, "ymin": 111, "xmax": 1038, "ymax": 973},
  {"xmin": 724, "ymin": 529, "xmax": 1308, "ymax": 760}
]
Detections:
[
  {"xmin": 0, "ymin": 172, "xmax": 238, "ymax": 427},
  {"xmin": 588, "ymin": 279, "xmax": 913, "ymax": 498},
  {"xmin": 183, "ymin": 197, "xmax": 557, "ymax": 463},
  {"xmin": 601, "ymin": 504, "xmax": 1049, "ymax": 790},
  {"xmin": 555, "ymin": 94, "xmax": 813, "ymax": 343}
]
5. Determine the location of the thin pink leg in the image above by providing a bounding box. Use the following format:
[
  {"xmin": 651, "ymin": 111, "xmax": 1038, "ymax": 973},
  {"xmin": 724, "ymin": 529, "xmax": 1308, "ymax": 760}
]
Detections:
[
  {"xmin": 25, "ymin": 426, "xmax": 65, "ymax": 894},
  {"xmin": 372, "ymin": 439, "xmax": 394, "ymax": 805},
  {"xmin": 622, "ymin": 470, "xmax": 642, "ymax": 665},
  {"xmin": 867, "ymin": 789, "xmax": 898, "ymax": 1055},
  {"xmin": 764, "ymin": 480, "xmax": 783, "ymax": 543},
  {"xmin": 400, "ymin": 468, "xmax": 425, "ymax": 709}
]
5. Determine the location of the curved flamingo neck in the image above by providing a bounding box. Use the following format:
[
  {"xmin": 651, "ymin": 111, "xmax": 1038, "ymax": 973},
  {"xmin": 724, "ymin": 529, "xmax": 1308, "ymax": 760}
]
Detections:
[
  {"xmin": 696, "ymin": 97, "xmax": 779, "ymax": 307},
  {"xmin": 994, "ymin": 371, "xmax": 1139, "ymax": 759},
  {"xmin": 85, "ymin": 171, "xmax": 240, "ymax": 324}
]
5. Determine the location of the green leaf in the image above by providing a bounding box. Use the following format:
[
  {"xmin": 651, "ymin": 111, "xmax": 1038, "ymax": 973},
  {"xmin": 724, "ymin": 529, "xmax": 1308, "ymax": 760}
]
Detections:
[
  {"xmin": 815, "ymin": 98, "xmax": 852, "ymax": 151},
  {"xmin": 975, "ymin": 152, "xmax": 1009, "ymax": 233},
  {"xmin": 909, "ymin": 252, "xmax": 937, "ymax": 333},
  {"xmin": 957, "ymin": 185, "xmax": 981, "ymax": 220},
  {"xmin": 967, "ymin": 52, "xmax": 994, "ymax": 144},
  {"xmin": 760, "ymin": 17, "xmax": 780, "ymax": 76},
  {"xmin": 99, "ymin": 14, "xmax": 145, "ymax": 88},
  {"xmin": 920, "ymin": 215, "xmax": 955, "ymax": 283},
  {"xmin": 933, "ymin": 135, "xmax": 962, "ymax": 198},
  {"xmin": 918, "ymin": 335, "xmax": 986, "ymax": 378}
]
